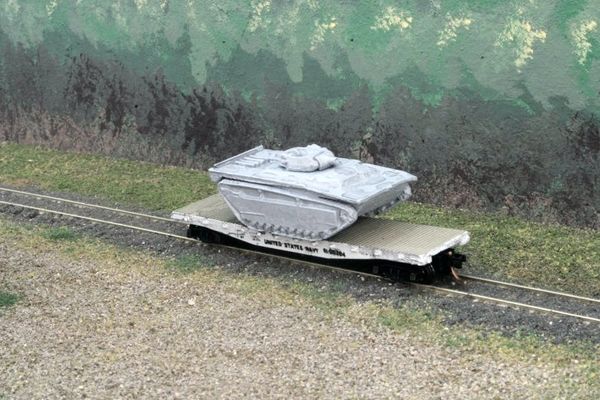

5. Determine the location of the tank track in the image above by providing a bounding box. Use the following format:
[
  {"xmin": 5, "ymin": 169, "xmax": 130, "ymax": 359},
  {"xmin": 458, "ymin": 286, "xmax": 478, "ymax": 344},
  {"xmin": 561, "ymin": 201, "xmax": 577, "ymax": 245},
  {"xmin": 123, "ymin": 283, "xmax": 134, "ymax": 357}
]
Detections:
[
  {"xmin": 244, "ymin": 221, "xmax": 328, "ymax": 240},
  {"xmin": 218, "ymin": 179, "xmax": 358, "ymax": 240},
  {"xmin": 364, "ymin": 185, "xmax": 412, "ymax": 217}
]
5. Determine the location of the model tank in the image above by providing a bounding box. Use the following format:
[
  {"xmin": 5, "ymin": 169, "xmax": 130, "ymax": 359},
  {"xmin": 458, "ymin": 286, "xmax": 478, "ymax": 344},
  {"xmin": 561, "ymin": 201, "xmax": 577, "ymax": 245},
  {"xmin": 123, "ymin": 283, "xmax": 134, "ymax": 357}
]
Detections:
[{"xmin": 208, "ymin": 144, "xmax": 417, "ymax": 240}]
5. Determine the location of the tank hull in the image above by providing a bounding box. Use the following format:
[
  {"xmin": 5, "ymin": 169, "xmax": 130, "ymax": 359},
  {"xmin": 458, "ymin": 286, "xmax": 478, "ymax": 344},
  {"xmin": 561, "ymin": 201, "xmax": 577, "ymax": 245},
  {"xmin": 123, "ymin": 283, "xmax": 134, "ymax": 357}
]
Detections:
[
  {"xmin": 218, "ymin": 179, "xmax": 357, "ymax": 239},
  {"xmin": 209, "ymin": 145, "xmax": 417, "ymax": 240}
]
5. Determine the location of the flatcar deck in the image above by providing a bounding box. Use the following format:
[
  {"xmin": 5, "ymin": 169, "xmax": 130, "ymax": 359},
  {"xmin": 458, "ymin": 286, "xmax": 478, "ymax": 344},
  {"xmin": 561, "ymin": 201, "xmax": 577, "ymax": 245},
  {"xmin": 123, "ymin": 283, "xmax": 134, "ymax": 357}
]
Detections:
[
  {"xmin": 331, "ymin": 218, "xmax": 469, "ymax": 260},
  {"xmin": 172, "ymin": 194, "xmax": 469, "ymax": 266}
]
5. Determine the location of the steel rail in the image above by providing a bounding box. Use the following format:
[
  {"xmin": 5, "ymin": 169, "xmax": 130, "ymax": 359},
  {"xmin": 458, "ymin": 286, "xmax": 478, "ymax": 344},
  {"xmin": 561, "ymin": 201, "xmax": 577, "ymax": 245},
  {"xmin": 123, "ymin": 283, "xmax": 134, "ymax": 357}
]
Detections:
[
  {"xmin": 0, "ymin": 200, "xmax": 195, "ymax": 242},
  {"xmin": 0, "ymin": 187, "xmax": 175, "ymax": 223},
  {"xmin": 459, "ymin": 273, "xmax": 600, "ymax": 304},
  {"xmin": 411, "ymin": 283, "xmax": 600, "ymax": 323},
  {"xmin": 0, "ymin": 196, "xmax": 598, "ymax": 324}
]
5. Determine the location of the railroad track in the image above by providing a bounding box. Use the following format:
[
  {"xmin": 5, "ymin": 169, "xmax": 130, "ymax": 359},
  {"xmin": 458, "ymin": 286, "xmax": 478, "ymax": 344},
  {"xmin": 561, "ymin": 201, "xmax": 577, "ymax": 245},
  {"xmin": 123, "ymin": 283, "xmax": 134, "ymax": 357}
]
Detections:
[{"xmin": 1, "ymin": 186, "xmax": 599, "ymax": 324}]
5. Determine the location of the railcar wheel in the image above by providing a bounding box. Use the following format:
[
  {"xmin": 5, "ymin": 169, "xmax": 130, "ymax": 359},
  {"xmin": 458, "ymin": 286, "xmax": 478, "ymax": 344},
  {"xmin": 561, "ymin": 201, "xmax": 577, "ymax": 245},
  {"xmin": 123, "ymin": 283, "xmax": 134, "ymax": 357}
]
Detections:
[
  {"xmin": 199, "ymin": 228, "xmax": 221, "ymax": 244},
  {"xmin": 207, "ymin": 230, "xmax": 222, "ymax": 244},
  {"xmin": 421, "ymin": 264, "xmax": 436, "ymax": 284},
  {"xmin": 186, "ymin": 225, "xmax": 201, "ymax": 239},
  {"xmin": 406, "ymin": 265, "xmax": 436, "ymax": 283},
  {"xmin": 187, "ymin": 225, "xmax": 221, "ymax": 244}
]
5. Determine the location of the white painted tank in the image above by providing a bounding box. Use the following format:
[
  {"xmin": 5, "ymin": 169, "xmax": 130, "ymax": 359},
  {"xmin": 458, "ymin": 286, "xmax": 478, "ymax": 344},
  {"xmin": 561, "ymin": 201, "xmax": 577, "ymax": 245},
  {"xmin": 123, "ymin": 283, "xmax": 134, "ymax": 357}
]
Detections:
[{"xmin": 209, "ymin": 144, "xmax": 417, "ymax": 240}]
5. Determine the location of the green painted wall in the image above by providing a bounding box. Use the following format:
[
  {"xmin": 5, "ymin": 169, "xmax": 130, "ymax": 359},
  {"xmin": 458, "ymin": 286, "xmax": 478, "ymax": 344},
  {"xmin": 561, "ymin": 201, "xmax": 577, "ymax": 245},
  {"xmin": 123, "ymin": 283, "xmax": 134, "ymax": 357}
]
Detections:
[{"xmin": 0, "ymin": 1, "xmax": 598, "ymax": 227}]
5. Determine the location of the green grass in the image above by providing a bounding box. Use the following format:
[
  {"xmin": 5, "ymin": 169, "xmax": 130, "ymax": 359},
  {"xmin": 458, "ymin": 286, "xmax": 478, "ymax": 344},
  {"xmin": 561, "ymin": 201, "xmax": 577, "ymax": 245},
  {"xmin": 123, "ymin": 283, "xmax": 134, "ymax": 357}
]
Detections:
[
  {"xmin": 0, "ymin": 142, "xmax": 216, "ymax": 211},
  {"xmin": 1, "ymin": 142, "xmax": 598, "ymax": 296},
  {"xmin": 41, "ymin": 226, "xmax": 79, "ymax": 241},
  {"xmin": 0, "ymin": 290, "xmax": 19, "ymax": 308},
  {"xmin": 376, "ymin": 303, "xmax": 434, "ymax": 331},
  {"xmin": 166, "ymin": 254, "xmax": 213, "ymax": 273}
]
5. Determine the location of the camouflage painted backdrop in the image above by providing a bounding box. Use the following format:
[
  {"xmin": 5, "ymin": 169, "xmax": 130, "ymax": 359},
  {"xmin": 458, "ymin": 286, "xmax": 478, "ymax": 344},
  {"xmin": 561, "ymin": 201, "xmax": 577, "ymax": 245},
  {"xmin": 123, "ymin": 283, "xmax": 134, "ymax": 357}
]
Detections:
[{"xmin": 0, "ymin": 1, "xmax": 598, "ymax": 227}]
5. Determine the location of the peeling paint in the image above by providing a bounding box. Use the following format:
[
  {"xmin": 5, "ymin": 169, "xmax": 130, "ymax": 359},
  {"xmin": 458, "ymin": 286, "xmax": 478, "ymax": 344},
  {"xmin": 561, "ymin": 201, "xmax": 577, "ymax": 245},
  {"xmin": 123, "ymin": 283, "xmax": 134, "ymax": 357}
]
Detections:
[
  {"xmin": 310, "ymin": 16, "xmax": 336, "ymax": 51},
  {"xmin": 572, "ymin": 19, "xmax": 597, "ymax": 65},
  {"xmin": 306, "ymin": 0, "xmax": 319, "ymax": 11},
  {"xmin": 370, "ymin": 7, "xmax": 412, "ymax": 32},
  {"xmin": 134, "ymin": 0, "xmax": 148, "ymax": 10},
  {"xmin": 248, "ymin": 0, "xmax": 271, "ymax": 33},
  {"xmin": 437, "ymin": 14, "xmax": 473, "ymax": 48},
  {"xmin": 496, "ymin": 18, "xmax": 546, "ymax": 71},
  {"xmin": 46, "ymin": 0, "xmax": 59, "ymax": 16}
]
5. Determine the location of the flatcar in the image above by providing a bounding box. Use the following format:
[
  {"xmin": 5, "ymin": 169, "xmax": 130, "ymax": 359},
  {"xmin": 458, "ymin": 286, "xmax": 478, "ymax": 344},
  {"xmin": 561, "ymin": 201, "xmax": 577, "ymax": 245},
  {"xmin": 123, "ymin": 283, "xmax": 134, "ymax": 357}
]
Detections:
[{"xmin": 172, "ymin": 145, "xmax": 469, "ymax": 283}]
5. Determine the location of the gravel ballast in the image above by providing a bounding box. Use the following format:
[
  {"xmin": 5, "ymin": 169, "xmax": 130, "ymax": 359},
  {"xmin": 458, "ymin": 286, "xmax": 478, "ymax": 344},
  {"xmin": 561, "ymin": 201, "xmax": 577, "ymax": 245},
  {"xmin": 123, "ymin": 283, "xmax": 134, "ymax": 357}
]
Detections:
[{"xmin": 0, "ymin": 238, "xmax": 594, "ymax": 399}]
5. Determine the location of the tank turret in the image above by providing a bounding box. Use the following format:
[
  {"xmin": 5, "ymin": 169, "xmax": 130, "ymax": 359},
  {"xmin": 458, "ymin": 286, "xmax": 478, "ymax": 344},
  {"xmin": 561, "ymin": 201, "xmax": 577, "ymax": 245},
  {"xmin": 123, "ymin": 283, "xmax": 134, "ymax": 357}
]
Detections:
[{"xmin": 209, "ymin": 144, "xmax": 417, "ymax": 240}]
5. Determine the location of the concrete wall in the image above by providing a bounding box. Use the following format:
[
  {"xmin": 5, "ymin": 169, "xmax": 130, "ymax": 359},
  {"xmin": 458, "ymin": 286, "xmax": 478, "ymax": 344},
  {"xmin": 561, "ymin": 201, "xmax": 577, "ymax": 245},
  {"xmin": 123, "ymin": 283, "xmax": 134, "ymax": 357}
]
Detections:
[{"xmin": 0, "ymin": 1, "xmax": 598, "ymax": 227}]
